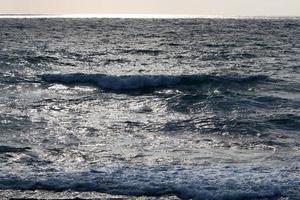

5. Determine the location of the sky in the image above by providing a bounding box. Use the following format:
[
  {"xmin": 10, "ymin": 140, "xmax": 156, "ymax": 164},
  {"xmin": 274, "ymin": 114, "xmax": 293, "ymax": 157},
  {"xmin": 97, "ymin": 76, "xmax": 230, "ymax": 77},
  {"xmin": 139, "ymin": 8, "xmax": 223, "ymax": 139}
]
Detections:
[{"xmin": 0, "ymin": 0, "xmax": 300, "ymax": 17}]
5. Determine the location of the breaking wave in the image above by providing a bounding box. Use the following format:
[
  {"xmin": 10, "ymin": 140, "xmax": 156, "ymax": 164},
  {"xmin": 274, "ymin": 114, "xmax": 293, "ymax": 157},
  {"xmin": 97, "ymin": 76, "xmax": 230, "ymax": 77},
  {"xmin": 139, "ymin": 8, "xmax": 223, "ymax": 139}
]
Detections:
[
  {"xmin": 40, "ymin": 73, "xmax": 270, "ymax": 91},
  {"xmin": 1, "ymin": 164, "xmax": 298, "ymax": 200}
]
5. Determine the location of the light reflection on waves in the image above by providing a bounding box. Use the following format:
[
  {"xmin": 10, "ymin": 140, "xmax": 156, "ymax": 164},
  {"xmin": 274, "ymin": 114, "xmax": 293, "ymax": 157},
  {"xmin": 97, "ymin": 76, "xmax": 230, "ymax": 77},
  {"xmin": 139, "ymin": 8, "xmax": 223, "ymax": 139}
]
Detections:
[{"xmin": 2, "ymin": 76, "xmax": 299, "ymax": 149}]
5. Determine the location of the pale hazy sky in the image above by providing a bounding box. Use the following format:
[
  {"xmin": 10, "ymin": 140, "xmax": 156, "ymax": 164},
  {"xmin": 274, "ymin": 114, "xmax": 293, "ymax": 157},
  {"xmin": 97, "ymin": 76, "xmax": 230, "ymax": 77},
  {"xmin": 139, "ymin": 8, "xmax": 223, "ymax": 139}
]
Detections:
[{"xmin": 0, "ymin": 0, "xmax": 300, "ymax": 16}]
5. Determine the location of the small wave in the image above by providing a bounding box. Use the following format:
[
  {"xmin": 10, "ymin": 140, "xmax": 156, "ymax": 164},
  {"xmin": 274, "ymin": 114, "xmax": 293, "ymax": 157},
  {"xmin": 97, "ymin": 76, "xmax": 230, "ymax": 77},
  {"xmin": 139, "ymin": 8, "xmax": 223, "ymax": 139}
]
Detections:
[
  {"xmin": 0, "ymin": 145, "xmax": 31, "ymax": 153},
  {"xmin": 123, "ymin": 49, "xmax": 162, "ymax": 56},
  {"xmin": 25, "ymin": 55, "xmax": 59, "ymax": 64},
  {"xmin": 267, "ymin": 114, "xmax": 300, "ymax": 131},
  {"xmin": 39, "ymin": 73, "xmax": 269, "ymax": 91},
  {"xmin": 103, "ymin": 58, "xmax": 130, "ymax": 65}
]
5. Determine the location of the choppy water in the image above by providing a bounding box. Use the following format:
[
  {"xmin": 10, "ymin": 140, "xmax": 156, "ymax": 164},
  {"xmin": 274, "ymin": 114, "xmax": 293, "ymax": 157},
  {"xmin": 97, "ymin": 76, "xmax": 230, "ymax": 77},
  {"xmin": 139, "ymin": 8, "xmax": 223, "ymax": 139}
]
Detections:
[{"xmin": 0, "ymin": 18, "xmax": 300, "ymax": 200}]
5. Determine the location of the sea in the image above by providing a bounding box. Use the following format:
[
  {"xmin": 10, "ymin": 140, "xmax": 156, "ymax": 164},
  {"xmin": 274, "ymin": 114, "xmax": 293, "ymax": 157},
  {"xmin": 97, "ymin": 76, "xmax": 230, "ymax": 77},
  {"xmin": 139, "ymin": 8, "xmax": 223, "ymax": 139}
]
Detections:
[{"xmin": 0, "ymin": 16, "xmax": 299, "ymax": 200}]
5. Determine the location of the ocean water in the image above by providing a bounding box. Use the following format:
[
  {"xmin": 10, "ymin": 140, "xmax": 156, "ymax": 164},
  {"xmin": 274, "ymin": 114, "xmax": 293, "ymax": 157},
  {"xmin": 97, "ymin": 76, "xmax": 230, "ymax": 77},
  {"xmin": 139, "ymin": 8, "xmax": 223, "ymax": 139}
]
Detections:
[{"xmin": 0, "ymin": 17, "xmax": 300, "ymax": 200}]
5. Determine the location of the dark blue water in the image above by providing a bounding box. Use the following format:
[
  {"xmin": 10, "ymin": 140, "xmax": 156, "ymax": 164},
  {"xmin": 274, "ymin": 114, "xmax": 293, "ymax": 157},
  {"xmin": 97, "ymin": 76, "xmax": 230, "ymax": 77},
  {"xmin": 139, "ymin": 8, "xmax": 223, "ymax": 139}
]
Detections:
[{"xmin": 0, "ymin": 17, "xmax": 299, "ymax": 200}]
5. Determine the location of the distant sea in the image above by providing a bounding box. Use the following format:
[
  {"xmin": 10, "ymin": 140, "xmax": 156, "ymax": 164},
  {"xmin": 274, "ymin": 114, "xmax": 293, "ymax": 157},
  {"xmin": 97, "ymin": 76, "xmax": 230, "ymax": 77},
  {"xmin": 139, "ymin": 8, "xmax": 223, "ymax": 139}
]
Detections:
[{"xmin": 0, "ymin": 16, "xmax": 299, "ymax": 200}]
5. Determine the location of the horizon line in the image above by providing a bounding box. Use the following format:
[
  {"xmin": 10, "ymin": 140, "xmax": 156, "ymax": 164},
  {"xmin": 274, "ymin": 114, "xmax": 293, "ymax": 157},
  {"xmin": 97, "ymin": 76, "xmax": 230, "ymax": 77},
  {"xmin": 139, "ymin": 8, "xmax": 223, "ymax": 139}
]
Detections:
[{"xmin": 0, "ymin": 14, "xmax": 300, "ymax": 19}]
